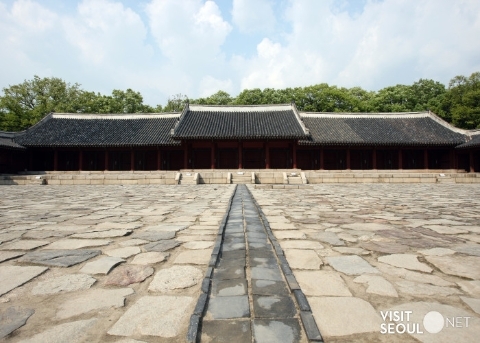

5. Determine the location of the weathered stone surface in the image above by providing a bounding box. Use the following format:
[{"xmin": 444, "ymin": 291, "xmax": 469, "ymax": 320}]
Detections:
[
  {"xmin": 418, "ymin": 247, "xmax": 456, "ymax": 256},
  {"xmin": 423, "ymin": 225, "xmax": 468, "ymax": 234},
  {"xmin": 353, "ymin": 275, "xmax": 398, "ymax": 297},
  {"xmin": 174, "ymin": 249, "xmax": 211, "ymax": 265},
  {"xmin": 212, "ymin": 279, "xmax": 247, "ymax": 296},
  {"xmin": 104, "ymin": 246, "xmax": 141, "ymax": 258},
  {"xmin": 0, "ymin": 266, "xmax": 48, "ymax": 296},
  {"xmin": 253, "ymin": 318, "xmax": 302, "ymax": 343},
  {"xmin": 460, "ymin": 296, "xmax": 480, "ymax": 315},
  {"xmin": 274, "ymin": 231, "xmax": 306, "ymax": 239},
  {"xmin": 18, "ymin": 249, "xmax": 100, "ymax": 267},
  {"xmin": 133, "ymin": 231, "xmax": 176, "ymax": 241},
  {"xmin": 309, "ymin": 297, "xmax": 382, "ymax": 337},
  {"xmin": 22, "ymin": 231, "xmax": 67, "ymax": 239},
  {"xmin": 183, "ymin": 241, "xmax": 214, "ymax": 250},
  {"xmin": 108, "ymin": 296, "xmax": 193, "ymax": 337},
  {"xmin": 453, "ymin": 244, "xmax": 480, "ymax": 256},
  {"xmin": 0, "ymin": 307, "xmax": 34, "ymax": 339},
  {"xmin": 148, "ymin": 265, "xmax": 203, "ymax": 292},
  {"xmin": 56, "ymin": 288, "xmax": 134, "ymax": 319},
  {"xmin": 395, "ymin": 280, "xmax": 461, "ymax": 296},
  {"xmin": 279, "ymin": 240, "xmax": 324, "ymax": 250},
  {"xmin": 131, "ymin": 252, "xmax": 169, "ymax": 265},
  {"xmin": 360, "ymin": 241, "xmax": 409, "ymax": 254},
  {"xmin": 0, "ymin": 251, "xmax": 24, "ymax": 263},
  {"xmin": 425, "ymin": 255, "xmax": 480, "ymax": 279},
  {"xmin": 270, "ymin": 222, "xmax": 296, "ymax": 230},
  {"xmin": 0, "ymin": 240, "xmax": 50, "ymax": 251},
  {"xmin": 294, "ymin": 270, "xmax": 352, "ymax": 296},
  {"xmin": 457, "ymin": 280, "xmax": 480, "ymax": 297},
  {"xmin": 387, "ymin": 302, "xmax": 480, "ymax": 343},
  {"xmin": 143, "ymin": 239, "xmax": 181, "ymax": 252},
  {"xmin": 46, "ymin": 239, "xmax": 112, "ymax": 250},
  {"xmin": 253, "ymin": 295, "xmax": 296, "ymax": 318},
  {"xmin": 308, "ymin": 231, "xmax": 344, "ymax": 246},
  {"xmin": 95, "ymin": 222, "xmax": 142, "ymax": 230},
  {"xmin": 80, "ymin": 256, "xmax": 124, "ymax": 275},
  {"xmin": 326, "ymin": 255, "xmax": 379, "ymax": 275},
  {"xmin": 71, "ymin": 229, "xmax": 132, "ymax": 239},
  {"xmin": 377, "ymin": 263, "xmax": 454, "ymax": 287},
  {"xmin": 32, "ymin": 274, "xmax": 96, "ymax": 295},
  {"xmin": 332, "ymin": 247, "xmax": 369, "ymax": 255},
  {"xmin": 342, "ymin": 222, "xmax": 395, "ymax": 231},
  {"xmin": 206, "ymin": 295, "xmax": 250, "ymax": 319},
  {"xmin": 201, "ymin": 320, "xmax": 251, "ymax": 343},
  {"xmin": 142, "ymin": 224, "xmax": 188, "ymax": 232},
  {"xmin": 284, "ymin": 249, "xmax": 322, "ymax": 269},
  {"xmin": 378, "ymin": 254, "xmax": 432, "ymax": 273},
  {"xmin": 105, "ymin": 265, "xmax": 154, "ymax": 286},
  {"xmin": 118, "ymin": 239, "xmax": 149, "ymax": 247},
  {"xmin": 18, "ymin": 318, "xmax": 98, "ymax": 343}
]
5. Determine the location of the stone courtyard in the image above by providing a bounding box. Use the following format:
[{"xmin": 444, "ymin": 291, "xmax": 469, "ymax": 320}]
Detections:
[{"xmin": 0, "ymin": 183, "xmax": 479, "ymax": 342}]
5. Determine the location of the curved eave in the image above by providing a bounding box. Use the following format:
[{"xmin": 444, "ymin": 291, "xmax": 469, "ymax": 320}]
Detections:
[
  {"xmin": 298, "ymin": 141, "xmax": 464, "ymax": 147},
  {"xmin": 173, "ymin": 135, "xmax": 308, "ymax": 140}
]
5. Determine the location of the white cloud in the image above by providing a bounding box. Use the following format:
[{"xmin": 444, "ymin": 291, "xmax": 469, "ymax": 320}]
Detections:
[
  {"xmin": 232, "ymin": 0, "xmax": 276, "ymax": 33},
  {"xmin": 199, "ymin": 76, "xmax": 233, "ymax": 97}
]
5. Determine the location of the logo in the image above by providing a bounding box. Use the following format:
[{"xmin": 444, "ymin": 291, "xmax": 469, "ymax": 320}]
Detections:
[{"xmin": 380, "ymin": 310, "xmax": 471, "ymax": 335}]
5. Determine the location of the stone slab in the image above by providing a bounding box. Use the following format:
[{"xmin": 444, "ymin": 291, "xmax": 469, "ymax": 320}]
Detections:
[
  {"xmin": 284, "ymin": 249, "xmax": 322, "ymax": 269},
  {"xmin": 18, "ymin": 249, "xmax": 101, "ymax": 267},
  {"xmin": 0, "ymin": 240, "xmax": 50, "ymax": 251},
  {"xmin": 460, "ymin": 296, "xmax": 480, "ymax": 315},
  {"xmin": 326, "ymin": 255, "xmax": 379, "ymax": 275},
  {"xmin": 148, "ymin": 265, "xmax": 203, "ymax": 292},
  {"xmin": 18, "ymin": 318, "xmax": 98, "ymax": 343},
  {"xmin": 418, "ymin": 247, "xmax": 456, "ymax": 256},
  {"xmin": 173, "ymin": 249, "xmax": 211, "ymax": 265},
  {"xmin": 133, "ymin": 231, "xmax": 176, "ymax": 241},
  {"xmin": 0, "ymin": 265, "xmax": 48, "ymax": 296},
  {"xmin": 108, "ymin": 296, "xmax": 193, "ymax": 337},
  {"xmin": 294, "ymin": 270, "xmax": 352, "ymax": 296},
  {"xmin": 378, "ymin": 254, "xmax": 432, "ymax": 273},
  {"xmin": 251, "ymin": 279, "xmax": 289, "ymax": 296},
  {"xmin": 252, "ymin": 318, "xmax": 302, "ymax": 343},
  {"xmin": 32, "ymin": 274, "xmax": 96, "ymax": 295},
  {"xmin": 425, "ymin": 255, "xmax": 480, "ymax": 279},
  {"xmin": 395, "ymin": 280, "xmax": 461, "ymax": 296},
  {"xmin": 131, "ymin": 252, "xmax": 169, "ymax": 265},
  {"xmin": 253, "ymin": 295, "xmax": 296, "ymax": 318},
  {"xmin": 309, "ymin": 297, "xmax": 382, "ymax": 337},
  {"xmin": 183, "ymin": 241, "xmax": 214, "ymax": 250},
  {"xmin": 308, "ymin": 231, "xmax": 345, "ymax": 246},
  {"xmin": 56, "ymin": 288, "xmax": 134, "ymax": 319},
  {"xmin": 80, "ymin": 256, "xmax": 124, "ymax": 275},
  {"xmin": 71, "ymin": 229, "xmax": 132, "ymax": 238},
  {"xmin": 212, "ymin": 279, "xmax": 247, "ymax": 296},
  {"xmin": 105, "ymin": 265, "xmax": 154, "ymax": 286},
  {"xmin": 0, "ymin": 251, "xmax": 25, "ymax": 263},
  {"xmin": 143, "ymin": 239, "xmax": 181, "ymax": 252},
  {"xmin": 457, "ymin": 280, "xmax": 480, "ymax": 297},
  {"xmin": 118, "ymin": 239, "xmax": 149, "ymax": 247},
  {"xmin": 377, "ymin": 263, "xmax": 454, "ymax": 287},
  {"xmin": 0, "ymin": 307, "xmax": 35, "ymax": 339},
  {"xmin": 206, "ymin": 295, "xmax": 250, "ymax": 319},
  {"xmin": 279, "ymin": 240, "xmax": 324, "ymax": 250},
  {"xmin": 353, "ymin": 275, "xmax": 398, "ymax": 297},
  {"xmin": 104, "ymin": 246, "xmax": 141, "ymax": 258},
  {"xmin": 46, "ymin": 239, "xmax": 112, "ymax": 250},
  {"xmin": 201, "ymin": 320, "xmax": 252, "ymax": 343}
]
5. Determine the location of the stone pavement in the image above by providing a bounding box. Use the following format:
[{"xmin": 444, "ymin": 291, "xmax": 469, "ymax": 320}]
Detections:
[
  {"xmin": 0, "ymin": 183, "xmax": 480, "ymax": 342},
  {"xmin": 0, "ymin": 185, "xmax": 235, "ymax": 342},
  {"xmin": 199, "ymin": 185, "xmax": 321, "ymax": 343},
  {"xmin": 250, "ymin": 184, "xmax": 480, "ymax": 342}
]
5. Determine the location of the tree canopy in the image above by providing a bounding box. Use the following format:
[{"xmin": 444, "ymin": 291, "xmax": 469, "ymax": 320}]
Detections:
[{"xmin": 1, "ymin": 72, "xmax": 479, "ymax": 131}]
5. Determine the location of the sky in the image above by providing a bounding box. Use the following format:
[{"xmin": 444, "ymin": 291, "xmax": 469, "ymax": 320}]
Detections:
[{"xmin": 0, "ymin": 0, "xmax": 479, "ymax": 107}]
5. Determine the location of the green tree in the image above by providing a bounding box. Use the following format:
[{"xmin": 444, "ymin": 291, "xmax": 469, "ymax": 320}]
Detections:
[
  {"xmin": 164, "ymin": 93, "xmax": 189, "ymax": 112},
  {"xmin": 192, "ymin": 90, "xmax": 233, "ymax": 105},
  {"xmin": 444, "ymin": 72, "xmax": 480, "ymax": 129},
  {"xmin": 0, "ymin": 75, "xmax": 82, "ymax": 131}
]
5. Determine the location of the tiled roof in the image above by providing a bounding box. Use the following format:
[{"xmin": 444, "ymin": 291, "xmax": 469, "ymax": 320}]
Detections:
[
  {"xmin": 456, "ymin": 133, "xmax": 480, "ymax": 149},
  {"xmin": 0, "ymin": 132, "xmax": 25, "ymax": 150},
  {"xmin": 299, "ymin": 112, "xmax": 467, "ymax": 146},
  {"xmin": 171, "ymin": 104, "xmax": 309, "ymax": 140},
  {"xmin": 14, "ymin": 113, "xmax": 181, "ymax": 147}
]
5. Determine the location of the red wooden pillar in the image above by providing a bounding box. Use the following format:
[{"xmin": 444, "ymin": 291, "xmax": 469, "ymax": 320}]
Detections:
[
  {"xmin": 346, "ymin": 148, "xmax": 351, "ymax": 170},
  {"xmin": 398, "ymin": 149, "xmax": 403, "ymax": 170},
  {"xmin": 320, "ymin": 147, "xmax": 324, "ymax": 170},
  {"xmin": 265, "ymin": 142, "xmax": 270, "ymax": 169},
  {"xmin": 53, "ymin": 149, "xmax": 58, "ymax": 171},
  {"xmin": 292, "ymin": 141, "xmax": 297, "ymax": 169},
  {"xmin": 104, "ymin": 150, "xmax": 109, "ymax": 171},
  {"xmin": 424, "ymin": 149, "xmax": 428, "ymax": 169},
  {"xmin": 157, "ymin": 149, "xmax": 161, "ymax": 170},
  {"xmin": 470, "ymin": 151, "xmax": 475, "ymax": 173},
  {"xmin": 211, "ymin": 142, "xmax": 215, "ymax": 169},
  {"xmin": 130, "ymin": 150, "xmax": 135, "ymax": 171},
  {"xmin": 372, "ymin": 148, "xmax": 377, "ymax": 169},
  {"xmin": 183, "ymin": 143, "xmax": 189, "ymax": 169},
  {"xmin": 238, "ymin": 141, "xmax": 243, "ymax": 169},
  {"xmin": 79, "ymin": 150, "xmax": 83, "ymax": 171}
]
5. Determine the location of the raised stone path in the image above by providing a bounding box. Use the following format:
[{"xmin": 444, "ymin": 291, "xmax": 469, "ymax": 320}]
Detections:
[
  {"xmin": 1, "ymin": 183, "xmax": 480, "ymax": 342},
  {"xmin": 197, "ymin": 185, "xmax": 322, "ymax": 342}
]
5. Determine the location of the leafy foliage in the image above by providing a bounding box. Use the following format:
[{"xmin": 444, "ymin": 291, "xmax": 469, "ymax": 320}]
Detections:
[{"xmin": 1, "ymin": 72, "xmax": 479, "ymax": 131}]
